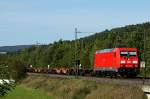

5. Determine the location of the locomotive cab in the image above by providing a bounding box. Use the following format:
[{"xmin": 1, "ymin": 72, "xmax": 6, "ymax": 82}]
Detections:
[
  {"xmin": 120, "ymin": 51, "xmax": 138, "ymax": 68},
  {"xmin": 118, "ymin": 48, "xmax": 140, "ymax": 77}
]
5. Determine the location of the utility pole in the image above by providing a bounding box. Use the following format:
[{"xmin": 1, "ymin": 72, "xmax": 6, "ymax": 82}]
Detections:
[
  {"xmin": 74, "ymin": 28, "xmax": 97, "ymax": 78},
  {"xmin": 75, "ymin": 28, "xmax": 79, "ymax": 78},
  {"xmin": 141, "ymin": 29, "xmax": 149, "ymax": 84},
  {"xmin": 143, "ymin": 30, "xmax": 146, "ymax": 83}
]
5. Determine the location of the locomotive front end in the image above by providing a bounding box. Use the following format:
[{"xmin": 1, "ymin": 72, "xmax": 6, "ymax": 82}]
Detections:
[{"xmin": 119, "ymin": 48, "xmax": 140, "ymax": 77}]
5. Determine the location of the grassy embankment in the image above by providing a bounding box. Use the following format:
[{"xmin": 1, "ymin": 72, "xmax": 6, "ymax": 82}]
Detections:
[
  {"xmin": 3, "ymin": 85, "xmax": 52, "ymax": 99},
  {"xmin": 5, "ymin": 75, "xmax": 146, "ymax": 99}
]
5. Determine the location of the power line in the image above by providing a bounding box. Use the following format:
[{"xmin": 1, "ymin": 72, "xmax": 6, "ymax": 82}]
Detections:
[{"xmin": 74, "ymin": 28, "xmax": 97, "ymax": 78}]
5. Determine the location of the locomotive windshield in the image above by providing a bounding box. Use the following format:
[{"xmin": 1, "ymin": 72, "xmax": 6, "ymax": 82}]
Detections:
[
  {"xmin": 120, "ymin": 51, "xmax": 128, "ymax": 57},
  {"xmin": 129, "ymin": 51, "xmax": 137, "ymax": 56},
  {"xmin": 120, "ymin": 51, "xmax": 137, "ymax": 57}
]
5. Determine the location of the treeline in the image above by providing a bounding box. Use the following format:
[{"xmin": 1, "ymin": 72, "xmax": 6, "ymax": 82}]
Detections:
[
  {"xmin": 19, "ymin": 22, "xmax": 150, "ymax": 68},
  {"xmin": 1, "ymin": 22, "xmax": 150, "ymax": 76}
]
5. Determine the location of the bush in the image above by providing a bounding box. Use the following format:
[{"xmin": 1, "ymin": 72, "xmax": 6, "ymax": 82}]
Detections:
[
  {"xmin": 0, "ymin": 80, "xmax": 15, "ymax": 97},
  {"xmin": 7, "ymin": 58, "xmax": 26, "ymax": 81}
]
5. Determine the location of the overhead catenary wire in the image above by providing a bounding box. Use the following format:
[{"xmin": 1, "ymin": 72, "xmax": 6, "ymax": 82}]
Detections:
[{"xmin": 74, "ymin": 28, "xmax": 98, "ymax": 78}]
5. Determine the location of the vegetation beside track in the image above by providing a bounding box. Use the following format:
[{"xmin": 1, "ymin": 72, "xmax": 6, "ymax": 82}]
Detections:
[
  {"xmin": 17, "ymin": 75, "xmax": 146, "ymax": 99},
  {"xmin": 3, "ymin": 85, "xmax": 52, "ymax": 99},
  {"xmin": 0, "ymin": 22, "xmax": 150, "ymax": 98},
  {"xmin": 1, "ymin": 22, "xmax": 150, "ymax": 76}
]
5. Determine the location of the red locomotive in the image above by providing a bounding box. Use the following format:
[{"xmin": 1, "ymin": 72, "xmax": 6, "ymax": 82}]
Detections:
[{"xmin": 93, "ymin": 48, "xmax": 140, "ymax": 77}]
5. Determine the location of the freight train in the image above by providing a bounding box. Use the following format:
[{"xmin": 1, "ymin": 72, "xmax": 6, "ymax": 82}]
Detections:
[{"xmin": 27, "ymin": 48, "xmax": 140, "ymax": 77}]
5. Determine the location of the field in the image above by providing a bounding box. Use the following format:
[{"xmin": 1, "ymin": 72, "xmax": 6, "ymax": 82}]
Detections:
[
  {"xmin": 3, "ymin": 85, "xmax": 52, "ymax": 99},
  {"xmin": 8, "ymin": 75, "xmax": 146, "ymax": 99}
]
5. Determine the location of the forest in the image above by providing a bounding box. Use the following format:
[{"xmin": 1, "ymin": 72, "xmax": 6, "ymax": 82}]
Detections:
[{"xmin": 0, "ymin": 22, "xmax": 150, "ymax": 80}]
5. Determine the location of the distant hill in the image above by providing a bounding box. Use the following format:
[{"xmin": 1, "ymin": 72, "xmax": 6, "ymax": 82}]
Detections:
[{"xmin": 0, "ymin": 45, "xmax": 33, "ymax": 52}]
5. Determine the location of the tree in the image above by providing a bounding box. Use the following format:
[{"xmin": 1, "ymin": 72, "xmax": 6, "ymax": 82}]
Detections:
[
  {"xmin": 1, "ymin": 22, "xmax": 150, "ymax": 76},
  {"xmin": 7, "ymin": 58, "xmax": 26, "ymax": 80},
  {"xmin": 0, "ymin": 65, "xmax": 15, "ymax": 97}
]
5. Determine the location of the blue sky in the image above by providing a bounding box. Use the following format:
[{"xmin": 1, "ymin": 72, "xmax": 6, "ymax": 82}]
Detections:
[{"xmin": 0, "ymin": 0, "xmax": 150, "ymax": 46}]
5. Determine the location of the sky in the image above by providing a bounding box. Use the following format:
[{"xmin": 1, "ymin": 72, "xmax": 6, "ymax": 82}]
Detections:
[{"xmin": 0, "ymin": 0, "xmax": 150, "ymax": 46}]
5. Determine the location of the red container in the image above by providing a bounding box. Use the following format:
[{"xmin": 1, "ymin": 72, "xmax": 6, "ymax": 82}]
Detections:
[{"xmin": 93, "ymin": 48, "xmax": 139, "ymax": 73}]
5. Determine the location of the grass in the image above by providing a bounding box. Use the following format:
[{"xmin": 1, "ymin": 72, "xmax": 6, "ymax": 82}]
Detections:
[
  {"xmin": 139, "ymin": 68, "xmax": 150, "ymax": 77},
  {"xmin": 19, "ymin": 75, "xmax": 147, "ymax": 99},
  {"xmin": 2, "ymin": 85, "xmax": 52, "ymax": 99}
]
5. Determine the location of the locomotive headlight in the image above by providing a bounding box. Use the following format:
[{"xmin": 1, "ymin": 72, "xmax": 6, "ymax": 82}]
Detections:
[
  {"xmin": 132, "ymin": 61, "xmax": 138, "ymax": 64},
  {"xmin": 121, "ymin": 60, "xmax": 125, "ymax": 64}
]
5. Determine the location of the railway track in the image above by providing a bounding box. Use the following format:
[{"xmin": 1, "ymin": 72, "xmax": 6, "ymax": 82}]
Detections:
[{"xmin": 27, "ymin": 73, "xmax": 150, "ymax": 86}]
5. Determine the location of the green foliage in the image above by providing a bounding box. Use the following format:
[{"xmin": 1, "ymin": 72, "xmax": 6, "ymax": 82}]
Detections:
[
  {"xmin": 0, "ymin": 83, "xmax": 15, "ymax": 97},
  {"xmin": 0, "ymin": 54, "xmax": 26, "ymax": 80},
  {"xmin": 0, "ymin": 64, "xmax": 15, "ymax": 97},
  {"xmin": 1, "ymin": 22, "xmax": 150, "ymax": 73},
  {"xmin": 8, "ymin": 59, "xmax": 26, "ymax": 81}
]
